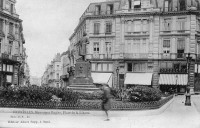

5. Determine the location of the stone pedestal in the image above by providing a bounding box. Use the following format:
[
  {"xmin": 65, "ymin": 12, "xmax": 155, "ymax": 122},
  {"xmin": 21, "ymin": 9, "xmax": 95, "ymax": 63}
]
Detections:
[{"xmin": 68, "ymin": 60, "xmax": 99, "ymax": 92}]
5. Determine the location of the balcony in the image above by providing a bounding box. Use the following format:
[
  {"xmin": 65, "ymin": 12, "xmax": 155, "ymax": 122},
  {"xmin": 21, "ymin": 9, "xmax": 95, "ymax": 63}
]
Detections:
[
  {"xmin": 160, "ymin": 53, "xmax": 186, "ymax": 60},
  {"xmin": 160, "ymin": 68, "xmax": 187, "ymax": 74},
  {"xmin": 116, "ymin": 7, "xmax": 156, "ymax": 13},
  {"xmin": 85, "ymin": 53, "xmax": 198, "ymax": 60},
  {"xmin": 0, "ymin": 53, "xmax": 18, "ymax": 62},
  {"xmin": 86, "ymin": 54, "xmax": 113, "ymax": 60},
  {"xmin": 124, "ymin": 53, "xmax": 149, "ymax": 59}
]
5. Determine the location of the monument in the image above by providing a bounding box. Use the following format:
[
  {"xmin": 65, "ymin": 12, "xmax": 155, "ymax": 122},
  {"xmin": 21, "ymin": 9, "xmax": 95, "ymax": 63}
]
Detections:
[{"xmin": 68, "ymin": 32, "xmax": 99, "ymax": 92}]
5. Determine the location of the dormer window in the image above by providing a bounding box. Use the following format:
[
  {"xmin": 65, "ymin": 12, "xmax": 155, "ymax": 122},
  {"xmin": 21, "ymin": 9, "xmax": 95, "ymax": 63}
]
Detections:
[
  {"xmin": 134, "ymin": 0, "xmax": 141, "ymax": 9},
  {"xmin": 95, "ymin": 5, "xmax": 101, "ymax": 15},
  {"xmin": 107, "ymin": 4, "xmax": 113, "ymax": 14},
  {"xmin": 179, "ymin": 0, "xmax": 186, "ymax": 11}
]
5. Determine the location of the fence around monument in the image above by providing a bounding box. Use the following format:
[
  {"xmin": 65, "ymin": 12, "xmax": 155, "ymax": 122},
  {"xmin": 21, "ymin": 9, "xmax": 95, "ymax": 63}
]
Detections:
[{"xmin": 0, "ymin": 95, "xmax": 173, "ymax": 110}]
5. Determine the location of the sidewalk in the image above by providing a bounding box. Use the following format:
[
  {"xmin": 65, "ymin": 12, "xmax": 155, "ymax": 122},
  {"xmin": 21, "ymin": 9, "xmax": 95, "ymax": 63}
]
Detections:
[{"xmin": 0, "ymin": 95, "xmax": 200, "ymax": 128}]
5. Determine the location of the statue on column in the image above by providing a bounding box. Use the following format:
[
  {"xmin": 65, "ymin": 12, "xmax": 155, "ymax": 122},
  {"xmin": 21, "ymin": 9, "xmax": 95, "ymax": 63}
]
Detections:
[{"xmin": 78, "ymin": 32, "xmax": 90, "ymax": 61}]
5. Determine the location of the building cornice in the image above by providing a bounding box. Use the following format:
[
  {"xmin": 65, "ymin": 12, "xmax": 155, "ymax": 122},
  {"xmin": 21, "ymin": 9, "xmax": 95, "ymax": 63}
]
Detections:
[{"xmin": 0, "ymin": 11, "xmax": 22, "ymax": 22}]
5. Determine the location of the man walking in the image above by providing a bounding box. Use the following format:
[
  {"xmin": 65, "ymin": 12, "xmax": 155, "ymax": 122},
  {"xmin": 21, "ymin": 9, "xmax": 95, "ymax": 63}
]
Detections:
[{"xmin": 101, "ymin": 84, "xmax": 111, "ymax": 121}]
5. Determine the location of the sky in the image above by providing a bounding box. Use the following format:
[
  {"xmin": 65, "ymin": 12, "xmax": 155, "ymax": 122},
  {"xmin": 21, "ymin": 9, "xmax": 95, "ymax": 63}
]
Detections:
[{"xmin": 15, "ymin": 0, "xmax": 105, "ymax": 77}]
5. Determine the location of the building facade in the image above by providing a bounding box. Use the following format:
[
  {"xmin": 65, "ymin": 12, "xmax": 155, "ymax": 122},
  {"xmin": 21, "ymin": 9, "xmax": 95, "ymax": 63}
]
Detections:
[
  {"xmin": 69, "ymin": 0, "xmax": 200, "ymax": 93},
  {"xmin": 60, "ymin": 50, "xmax": 70, "ymax": 88},
  {"xmin": 41, "ymin": 53, "xmax": 62, "ymax": 88},
  {"xmin": 0, "ymin": 0, "xmax": 27, "ymax": 87}
]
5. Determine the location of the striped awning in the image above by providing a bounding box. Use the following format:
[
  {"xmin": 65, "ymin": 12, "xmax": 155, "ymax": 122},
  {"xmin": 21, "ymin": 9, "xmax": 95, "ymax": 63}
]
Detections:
[
  {"xmin": 124, "ymin": 73, "xmax": 153, "ymax": 85},
  {"xmin": 159, "ymin": 74, "xmax": 188, "ymax": 86}
]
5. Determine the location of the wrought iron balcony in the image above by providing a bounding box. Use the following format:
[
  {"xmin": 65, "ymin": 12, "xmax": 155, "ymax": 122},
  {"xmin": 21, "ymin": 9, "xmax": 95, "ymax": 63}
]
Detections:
[
  {"xmin": 85, "ymin": 53, "xmax": 199, "ymax": 60},
  {"xmin": 160, "ymin": 68, "xmax": 187, "ymax": 73}
]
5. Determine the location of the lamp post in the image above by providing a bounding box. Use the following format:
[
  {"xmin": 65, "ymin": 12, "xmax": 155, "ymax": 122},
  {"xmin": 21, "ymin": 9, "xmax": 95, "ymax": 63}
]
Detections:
[
  {"xmin": 176, "ymin": 74, "xmax": 178, "ymax": 94},
  {"xmin": 185, "ymin": 53, "xmax": 192, "ymax": 106},
  {"xmin": 116, "ymin": 67, "xmax": 119, "ymax": 89}
]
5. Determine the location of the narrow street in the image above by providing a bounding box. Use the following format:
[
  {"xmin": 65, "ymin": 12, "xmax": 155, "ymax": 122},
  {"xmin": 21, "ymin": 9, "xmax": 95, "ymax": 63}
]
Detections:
[{"xmin": 0, "ymin": 95, "xmax": 200, "ymax": 128}]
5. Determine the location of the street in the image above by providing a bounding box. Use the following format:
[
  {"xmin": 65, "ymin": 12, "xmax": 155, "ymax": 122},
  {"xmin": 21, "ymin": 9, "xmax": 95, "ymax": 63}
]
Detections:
[{"xmin": 0, "ymin": 95, "xmax": 200, "ymax": 128}]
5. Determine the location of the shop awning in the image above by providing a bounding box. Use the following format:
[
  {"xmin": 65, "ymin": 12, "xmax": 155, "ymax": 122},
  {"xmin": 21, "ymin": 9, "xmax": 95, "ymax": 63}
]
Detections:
[
  {"xmin": 91, "ymin": 73, "xmax": 112, "ymax": 87},
  {"xmin": 159, "ymin": 74, "xmax": 188, "ymax": 86},
  {"xmin": 124, "ymin": 73, "xmax": 153, "ymax": 85}
]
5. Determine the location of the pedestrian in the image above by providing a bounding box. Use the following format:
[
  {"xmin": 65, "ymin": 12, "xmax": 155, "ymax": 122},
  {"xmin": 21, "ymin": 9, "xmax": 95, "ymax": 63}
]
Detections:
[{"xmin": 101, "ymin": 84, "xmax": 111, "ymax": 121}]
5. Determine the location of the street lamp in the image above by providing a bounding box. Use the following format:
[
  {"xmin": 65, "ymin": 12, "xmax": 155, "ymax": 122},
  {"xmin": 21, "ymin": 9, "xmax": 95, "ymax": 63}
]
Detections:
[
  {"xmin": 116, "ymin": 67, "xmax": 119, "ymax": 89},
  {"xmin": 185, "ymin": 53, "xmax": 192, "ymax": 106}
]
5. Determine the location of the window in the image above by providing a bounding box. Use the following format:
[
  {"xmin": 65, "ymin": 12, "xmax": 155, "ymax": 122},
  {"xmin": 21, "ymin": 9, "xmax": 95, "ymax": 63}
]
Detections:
[
  {"xmin": 105, "ymin": 22, "xmax": 112, "ymax": 34},
  {"xmin": 8, "ymin": 41, "xmax": 13, "ymax": 55},
  {"xmin": 93, "ymin": 42, "xmax": 99, "ymax": 54},
  {"xmin": 141, "ymin": 39, "xmax": 147, "ymax": 53},
  {"xmin": 105, "ymin": 42, "xmax": 112, "ymax": 54},
  {"xmin": 107, "ymin": 4, "xmax": 113, "ymax": 14},
  {"xmin": 142, "ymin": 20, "xmax": 149, "ymax": 32},
  {"xmin": 7, "ymin": 65, "xmax": 13, "ymax": 72},
  {"xmin": 0, "ymin": 19, "xmax": 3, "ymax": 32},
  {"xmin": 57, "ymin": 65, "xmax": 59, "ymax": 70},
  {"xmin": 15, "ymin": 25, "xmax": 19, "ymax": 39},
  {"xmin": 95, "ymin": 5, "xmax": 101, "ymax": 15},
  {"xmin": 5, "ymin": 1, "xmax": 11, "ymax": 11},
  {"xmin": 134, "ymin": 20, "xmax": 141, "ymax": 32},
  {"xmin": 164, "ymin": 0, "xmax": 169, "ymax": 12},
  {"xmin": 128, "ymin": 0, "xmax": 132, "ymax": 10},
  {"xmin": 56, "ymin": 73, "xmax": 59, "ymax": 79},
  {"xmin": 163, "ymin": 40, "xmax": 170, "ymax": 48},
  {"xmin": 0, "ymin": 39, "xmax": 2, "ymax": 53},
  {"xmin": 133, "ymin": 63, "xmax": 146, "ymax": 72},
  {"xmin": 92, "ymin": 63, "xmax": 96, "ymax": 71},
  {"xmin": 6, "ymin": 75, "xmax": 12, "ymax": 83},
  {"xmin": 103, "ymin": 63, "xmax": 107, "ymax": 71},
  {"xmin": 177, "ymin": 38, "xmax": 185, "ymax": 58},
  {"xmin": 9, "ymin": 23, "xmax": 13, "ymax": 35},
  {"xmin": 127, "ymin": 63, "xmax": 132, "ymax": 71},
  {"xmin": 163, "ymin": 39, "xmax": 170, "ymax": 55},
  {"xmin": 177, "ymin": 18, "xmax": 186, "ymax": 31},
  {"xmin": 179, "ymin": 0, "xmax": 186, "ymax": 11},
  {"xmin": 164, "ymin": 0, "xmax": 172, "ymax": 12},
  {"xmin": 134, "ymin": 0, "xmax": 141, "ymax": 9},
  {"xmin": 0, "ymin": 0, "xmax": 3, "ymax": 8},
  {"xmin": 163, "ymin": 19, "xmax": 171, "ymax": 31},
  {"xmin": 94, "ymin": 23, "xmax": 100, "ymax": 35},
  {"xmin": 97, "ymin": 63, "xmax": 101, "ymax": 71},
  {"xmin": 15, "ymin": 42, "xmax": 19, "ymax": 55}
]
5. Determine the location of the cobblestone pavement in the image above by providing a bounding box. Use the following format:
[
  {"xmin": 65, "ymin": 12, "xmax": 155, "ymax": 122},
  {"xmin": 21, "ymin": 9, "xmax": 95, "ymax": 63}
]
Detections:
[{"xmin": 0, "ymin": 95, "xmax": 200, "ymax": 128}]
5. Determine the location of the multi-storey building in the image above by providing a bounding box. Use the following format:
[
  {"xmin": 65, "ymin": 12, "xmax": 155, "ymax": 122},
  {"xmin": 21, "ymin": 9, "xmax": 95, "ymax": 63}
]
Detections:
[
  {"xmin": 69, "ymin": 0, "xmax": 200, "ymax": 93},
  {"xmin": 60, "ymin": 50, "xmax": 70, "ymax": 88},
  {"xmin": 41, "ymin": 53, "xmax": 62, "ymax": 88},
  {"xmin": 0, "ymin": 0, "xmax": 27, "ymax": 87}
]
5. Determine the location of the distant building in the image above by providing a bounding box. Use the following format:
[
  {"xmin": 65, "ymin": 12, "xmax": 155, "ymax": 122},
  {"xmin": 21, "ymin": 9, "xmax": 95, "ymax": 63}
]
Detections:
[
  {"xmin": 60, "ymin": 50, "xmax": 70, "ymax": 88},
  {"xmin": 0, "ymin": 0, "xmax": 27, "ymax": 88},
  {"xmin": 41, "ymin": 53, "xmax": 62, "ymax": 88},
  {"xmin": 69, "ymin": 0, "xmax": 200, "ymax": 93},
  {"xmin": 30, "ymin": 76, "xmax": 41, "ymax": 86}
]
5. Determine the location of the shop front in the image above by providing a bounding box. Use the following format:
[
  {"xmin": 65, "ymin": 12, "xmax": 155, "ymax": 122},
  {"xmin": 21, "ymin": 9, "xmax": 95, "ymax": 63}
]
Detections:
[
  {"xmin": 159, "ymin": 74, "xmax": 188, "ymax": 94},
  {"xmin": 124, "ymin": 73, "xmax": 153, "ymax": 88}
]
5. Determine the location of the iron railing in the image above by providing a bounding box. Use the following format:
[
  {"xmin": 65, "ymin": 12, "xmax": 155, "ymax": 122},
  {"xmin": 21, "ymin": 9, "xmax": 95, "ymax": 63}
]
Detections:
[{"xmin": 86, "ymin": 53, "xmax": 199, "ymax": 60}]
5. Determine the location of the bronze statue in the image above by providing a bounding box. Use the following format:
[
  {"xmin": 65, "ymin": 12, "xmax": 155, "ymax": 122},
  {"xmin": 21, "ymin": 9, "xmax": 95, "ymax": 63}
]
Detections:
[{"xmin": 78, "ymin": 32, "xmax": 90, "ymax": 61}]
